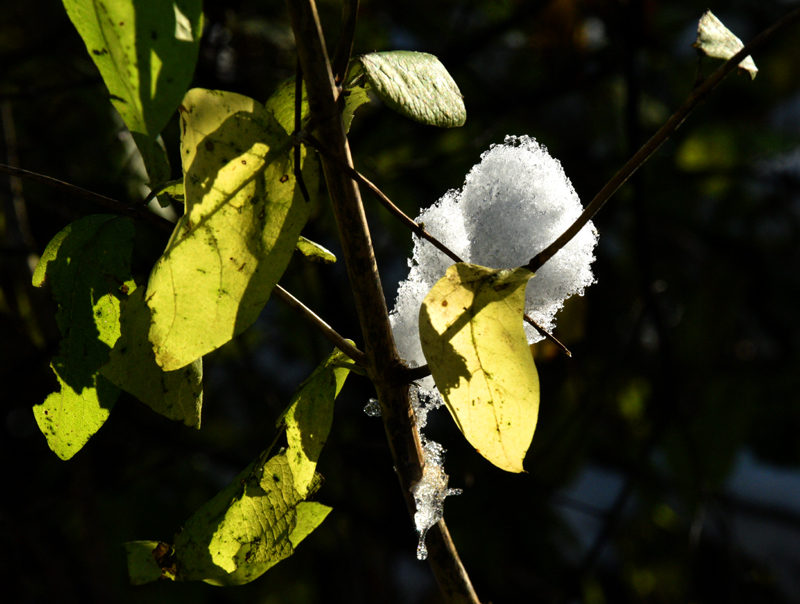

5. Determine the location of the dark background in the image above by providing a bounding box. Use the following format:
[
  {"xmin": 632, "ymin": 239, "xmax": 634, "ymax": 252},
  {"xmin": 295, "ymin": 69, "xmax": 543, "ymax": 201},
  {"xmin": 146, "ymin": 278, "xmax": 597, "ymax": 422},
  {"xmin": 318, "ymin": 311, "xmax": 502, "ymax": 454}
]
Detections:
[{"xmin": 3, "ymin": 0, "xmax": 800, "ymax": 602}]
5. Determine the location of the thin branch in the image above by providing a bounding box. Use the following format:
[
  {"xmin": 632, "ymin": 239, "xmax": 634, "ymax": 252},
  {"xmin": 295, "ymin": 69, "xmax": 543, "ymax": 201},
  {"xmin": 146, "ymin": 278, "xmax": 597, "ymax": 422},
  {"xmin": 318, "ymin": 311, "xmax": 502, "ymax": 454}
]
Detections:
[
  {"xmin": 286, "ymin": 1, "xmax": 480, "ymax": 601},
  {"xmin": 303, "ymin": 131, "xmax": 571, "ymax": 357},
  {"xmin": 330, "ymin": 0, "xmax": 360, "ymax": 84},
  {"xmin": 0, "ymin": 162, "xmax": 168, "ymax": 230},
  {"xmin": 526, "ymin": 6, "xmax": 800, "ymax": 273},
  {"xmin": 294, "ymin": 60, "xmax": 311, "ymax": 203},
  {"xmin": 273, "ymin": 284, "xmax": 367, "ymax": 367}
]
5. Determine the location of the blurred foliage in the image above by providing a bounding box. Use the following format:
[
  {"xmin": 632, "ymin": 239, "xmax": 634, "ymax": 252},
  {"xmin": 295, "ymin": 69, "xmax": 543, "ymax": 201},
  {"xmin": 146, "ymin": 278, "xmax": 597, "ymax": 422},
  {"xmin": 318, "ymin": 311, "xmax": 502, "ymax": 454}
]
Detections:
[{"xmin": 3, "ymin": 0, "xmax": 800, "ymax": 603}]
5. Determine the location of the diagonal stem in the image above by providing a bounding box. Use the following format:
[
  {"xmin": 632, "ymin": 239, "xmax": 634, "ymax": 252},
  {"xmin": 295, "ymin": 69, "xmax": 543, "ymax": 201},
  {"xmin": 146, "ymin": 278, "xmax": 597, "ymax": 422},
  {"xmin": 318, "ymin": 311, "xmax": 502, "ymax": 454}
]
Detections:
[{"xmin": 525, "ymin": 6, "xmax": 800, "ymax": 274}]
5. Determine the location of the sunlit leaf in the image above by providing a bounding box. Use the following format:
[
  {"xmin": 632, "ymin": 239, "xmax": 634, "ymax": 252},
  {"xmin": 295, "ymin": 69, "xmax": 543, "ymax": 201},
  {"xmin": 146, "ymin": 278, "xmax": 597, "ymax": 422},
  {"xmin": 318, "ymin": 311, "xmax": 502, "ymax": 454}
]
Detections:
[
  {"xmin": 354, "ymin": 51, "xmax": 466, "ymax": 127},
  {"xmin": 128, "ymin": 451, "xmax": 330, "ymax": 585},
  {"xmin": 31, "ymin": 215, "xmax": 135, "ymax": 459},
  {"xmin": 62, "ymin": 0, "xmax": 203, "ymax": 180},
  {"xmin": 694, "ymin": 10, "xmax": 758, "ymax": 80},
  {"xmin": 342, "ymin": 80, "xmax": 372, "ymax": 132},
  {"xmin": 100, "ymin": 288, "xmax": 203, "ymax": 428},
  {"xmin": 419, "ymin": 263, "xmax": 539, "ymax": 473},
  {"xmin": 146, "ymin": 88, "xmax": 316, "ymax": 370},
  {"xmin": 278, "ymin": 348, "xmax": 353, "ymax": 496},
  {"xmin": 296, "ymin": 236, "xmax": 336, "ymax": 264}
]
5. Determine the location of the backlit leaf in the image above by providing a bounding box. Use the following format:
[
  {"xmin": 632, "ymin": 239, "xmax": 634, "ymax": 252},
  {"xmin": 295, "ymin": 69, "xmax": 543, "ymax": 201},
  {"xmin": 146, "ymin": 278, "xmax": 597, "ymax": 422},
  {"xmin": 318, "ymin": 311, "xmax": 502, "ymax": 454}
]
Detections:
[
  {"xmin": 135, "ymin": 450, "xmax": 330, "ymax": 585},
  {"xmin": 62, "ymin": 0, "xmax": 203, "ymax": 181},
  {"xmin": 146, "ymin": 88, "xmax": 316, "ymax": 370},
  {"xmin": 694, "ymin": 10, "xmax": 758, "ymax": 80},
  {"xmin": 419, "ymin": 263, "xmax": 539, "ymax": 473},
  {"xmin": 278, "ymin": 348, "xmax": 353, "ymax": 496},
  {"xmin": 31, "ymin": 215, "xmax": 135, "ymax": 459},
  {"xmin": 101, "ymin": 288, "xmax": 203, "ymax": 428},
  {"xmin": 354, "ymin": 51, "xmax": 466, "ymax": 128},
  {"xmin": 296, "ymin": 236, "xmax": 336, "ymax": 264}
]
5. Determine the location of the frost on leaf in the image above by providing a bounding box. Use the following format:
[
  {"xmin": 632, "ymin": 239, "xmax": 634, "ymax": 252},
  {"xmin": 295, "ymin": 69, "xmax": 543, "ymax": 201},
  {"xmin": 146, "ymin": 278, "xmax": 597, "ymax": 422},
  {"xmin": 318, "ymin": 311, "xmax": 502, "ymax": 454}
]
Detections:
[{"xmin": 390, "ymin": 135, "xmax": 597, "ymax": 394}]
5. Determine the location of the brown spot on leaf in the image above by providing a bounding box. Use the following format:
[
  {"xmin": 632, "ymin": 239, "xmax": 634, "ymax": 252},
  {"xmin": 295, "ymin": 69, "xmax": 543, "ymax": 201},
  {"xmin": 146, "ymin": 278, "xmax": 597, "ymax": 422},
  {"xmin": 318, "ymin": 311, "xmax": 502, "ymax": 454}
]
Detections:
[
  {"xmin": 205, "ymin": 140, "xmax": 214, "ymax": 152},
  {"xmin": 280, "ymin": 174, "xmax": 289, "ymax": 183}
]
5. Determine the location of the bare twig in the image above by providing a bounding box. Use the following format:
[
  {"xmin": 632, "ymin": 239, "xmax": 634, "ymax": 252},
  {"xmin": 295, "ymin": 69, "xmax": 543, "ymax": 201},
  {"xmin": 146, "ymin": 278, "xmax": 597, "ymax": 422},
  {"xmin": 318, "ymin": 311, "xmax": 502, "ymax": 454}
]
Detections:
[
  {"xmin": 0, "ymin": 162, "xmax": 168, "ymax": 230},
  {"xmin": 286, "ymin": 1, "xmax": 480, "ymax": 601},
  {"xmin": 273, "ymin": 284, "xmax": 367, "ymax": 367},
  {"xmin": 526, "ymin": 6, "xmax": 800, "ymax": 274},
  {"xmin": 330, "ymin": 0, "xmax": 360, "ymax": 84}
]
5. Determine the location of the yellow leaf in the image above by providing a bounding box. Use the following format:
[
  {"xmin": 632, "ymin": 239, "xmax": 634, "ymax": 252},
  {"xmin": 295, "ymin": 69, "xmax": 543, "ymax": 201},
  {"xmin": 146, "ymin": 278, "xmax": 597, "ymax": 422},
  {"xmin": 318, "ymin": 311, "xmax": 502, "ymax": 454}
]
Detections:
[{"xmin": 419, "ymin": 263, "xmax": 539, "ymax": 473}]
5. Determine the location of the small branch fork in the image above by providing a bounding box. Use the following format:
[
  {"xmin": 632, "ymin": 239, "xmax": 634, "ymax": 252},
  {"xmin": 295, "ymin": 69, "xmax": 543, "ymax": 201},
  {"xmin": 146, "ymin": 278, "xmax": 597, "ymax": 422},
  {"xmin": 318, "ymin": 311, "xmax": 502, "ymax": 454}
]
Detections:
[{"xmin": 525, "ymin": 6, "xmax": 800, "ymax": 273}]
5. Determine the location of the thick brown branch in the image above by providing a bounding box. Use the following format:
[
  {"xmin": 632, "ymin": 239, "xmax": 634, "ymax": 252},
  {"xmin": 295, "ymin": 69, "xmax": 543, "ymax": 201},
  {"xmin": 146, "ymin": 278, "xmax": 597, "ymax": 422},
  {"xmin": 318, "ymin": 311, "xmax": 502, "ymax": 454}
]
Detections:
[
  {"xmin": 286, "ymin": 1, "xmax": 480, "ymax": 602},
  {"xmin": 526, "ymin": 6, "xmax": 800, "ymax": 273}
]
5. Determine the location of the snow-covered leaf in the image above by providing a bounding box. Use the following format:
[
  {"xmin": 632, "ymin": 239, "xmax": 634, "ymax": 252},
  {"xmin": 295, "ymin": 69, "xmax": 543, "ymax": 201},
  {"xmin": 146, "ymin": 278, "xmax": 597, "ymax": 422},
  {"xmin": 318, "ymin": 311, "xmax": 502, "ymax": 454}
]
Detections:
[
  {"xmin": 419, "ymin": 263, "xmax": 539, "ymax": 473},
  {"xmin": 354, "ymin": 51, "xmax": 466, "ymax": 128},
  {"xmin": 694, "ymin": 10, "xmax": 757, "ymax": 80}
]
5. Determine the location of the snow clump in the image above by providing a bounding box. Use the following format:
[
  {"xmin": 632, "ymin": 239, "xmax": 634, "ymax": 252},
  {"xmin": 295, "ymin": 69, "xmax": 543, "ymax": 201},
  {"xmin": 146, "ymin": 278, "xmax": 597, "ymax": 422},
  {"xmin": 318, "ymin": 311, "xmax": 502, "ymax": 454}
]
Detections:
[{"xmin": 389, "ymin": 135, "xmax": 598, "ymax": 393}]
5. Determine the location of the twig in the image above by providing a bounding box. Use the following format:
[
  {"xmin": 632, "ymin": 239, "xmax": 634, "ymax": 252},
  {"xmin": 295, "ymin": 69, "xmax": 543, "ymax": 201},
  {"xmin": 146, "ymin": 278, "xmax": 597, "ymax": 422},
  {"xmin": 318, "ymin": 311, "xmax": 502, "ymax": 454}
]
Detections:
[
  {"xmin": 273, "ymin": 284, "xmax": 367, "ymax": 367},
  {"xmin": 525, "ymin": 6, "xmax": 800, "ymax": 273},
  {"xmin": 303, "ymin": 131, "xmax": 571, "ymax": 357},
  {"xmin": 330, "ymin": 0, "xmax": 360, "ymax": 85},
  {"xmin": 286, "ymin": 1, "xmax": 481, "ymax": 601},
  {"xmin": 0, "ymin": 162, "xmax": 168, "ymax": 230},
  {"xmin": 294, "ymin": 60, "xmax": 311, "ymax": 203}
]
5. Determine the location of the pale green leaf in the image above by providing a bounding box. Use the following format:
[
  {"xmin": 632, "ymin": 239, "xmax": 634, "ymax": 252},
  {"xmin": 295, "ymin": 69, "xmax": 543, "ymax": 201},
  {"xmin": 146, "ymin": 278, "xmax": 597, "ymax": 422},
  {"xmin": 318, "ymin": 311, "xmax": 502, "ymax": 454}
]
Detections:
[
  {"xmin": 694, "ymin": 10, "xmax": 757, "ymax": 80},
  {"xmin": 167, "ymin": 451, "xmax": 327, "ymax": 585},
  {"xmin": 100, "ymin": 288, "xmax": 203, "ymax": 428},
  {"xmin": 146, "ymin": 88, "xmax": 316, "ymax": 370},
  {"xmin": 355, "ymin": 51, "xmax": 466, "ymax": 128},
  {"xmin": 31, "ymin": 215, "xmax": 135, "ymax": 459},
  {"xmin": 278, "ymin": 348, "xmax": 352, "ymax": 496},
  {"xmin": 296, "ymin": 236, "xmax": 336, "ymax": 264},
  {"xmin": 342, "ymin": 80, "xmax": 372, "ymax": 133},
  {"xmin": 62, "ymin": 0, "xmax": 203, "ymax": 180},
  {"xmin": 419, "ymin": 263, "xmax": 539, "ymax": 473}
]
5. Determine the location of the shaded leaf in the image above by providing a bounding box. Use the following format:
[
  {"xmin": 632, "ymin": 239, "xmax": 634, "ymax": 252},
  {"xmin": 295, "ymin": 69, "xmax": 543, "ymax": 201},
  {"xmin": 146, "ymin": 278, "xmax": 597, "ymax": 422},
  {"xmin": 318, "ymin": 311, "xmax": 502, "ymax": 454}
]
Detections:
[
  {"xmin": 296, "ymin": 236, "xmax": 336, "ymax": 264},
  {"xmin": 62, "ymin": 0, "xmax": 203, "ymax": 180},
  {"xmin": 124, "ymin": 541, "xmax": 166, "ymax": 585},
  {"xmin": 354, "ymin": 51, "xmax": 466, "ymax": 128},
  {"xmin": 419, "ymin": 263, "xmax": 539, "ymax": 473},
  {"xmin": 101, "ymin": 288, "xmax": 202, "ymax": 428},
  {"xmin": 278, "ymin": 348, "xmax": 353, "ymax": 496},
  {"xmin": 146, "ymin": 88, "xmax": 316, "ymax": 370},
  {"xmin": 31, "ymin": 215, "xmax": 135, "ymax": 459},
  {"xmin": 694, "ymin": 10, "xmax": 757, "ymax": 80},
  {"xmin": 342, "ymin": 80, "xmax": 372, "ymax": 132}
]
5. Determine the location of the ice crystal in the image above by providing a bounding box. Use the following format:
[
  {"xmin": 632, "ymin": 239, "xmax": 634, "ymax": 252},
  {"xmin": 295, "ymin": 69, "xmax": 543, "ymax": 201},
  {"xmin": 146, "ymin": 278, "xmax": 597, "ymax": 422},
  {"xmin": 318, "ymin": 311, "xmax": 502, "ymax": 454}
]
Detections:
[{"xmin": 363, "ymin": 398, "xmax": 381, "ymax": 417}]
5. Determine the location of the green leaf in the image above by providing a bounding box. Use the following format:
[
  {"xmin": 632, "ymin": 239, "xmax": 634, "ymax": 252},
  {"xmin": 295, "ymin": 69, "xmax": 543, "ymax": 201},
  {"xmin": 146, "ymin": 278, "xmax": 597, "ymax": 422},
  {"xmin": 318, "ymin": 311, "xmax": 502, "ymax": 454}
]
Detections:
[
  {"xmin": 146, "ymin": 88, "xmax": 316, "ymax": 370},
  {"xmin": 342, "ymin": 80, "xmax": 372, "ymax": 133},
  {"xmin": 62, "ymin": 0, "xmax": 203, "ymax": 181},
  {"xmin": 100, "ymin": 288, "xmax": 203, "ymax": 428},
  {"xmin": 419, "ymin": 263, "xmax": 539, "ymax": 473},
  {"xmin": 278, "ymin": 348, "xmax": 353, "ymax": 496},
  {"xmin": 354, "ymin": 51, "xmax": 466, "ymax": 128},
  {"xmin": 296, "ymin": 236, "xmax": 336, "ymax": 264},
  {"xmin": 124, "ymin": 541, "xmax": 167, "ymax": 585},
  {"xmin": 31, "ymin": 215, "xmax": 135, "ymax": 459},
  {"xmin": 163, "ymin": 451, "xmax": 329, "ymax": 585},
  {"xmin": 694, "ymin": 10, "xmax": 758, "ymax": 80}
]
